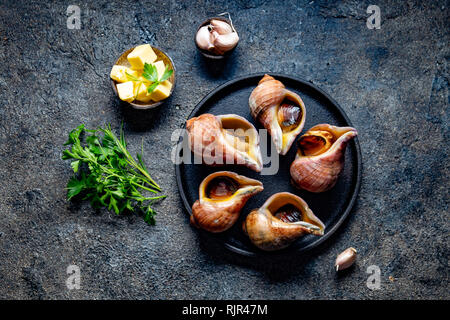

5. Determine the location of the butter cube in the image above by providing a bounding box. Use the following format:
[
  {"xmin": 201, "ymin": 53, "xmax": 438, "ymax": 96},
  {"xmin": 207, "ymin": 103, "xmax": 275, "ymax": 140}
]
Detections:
[
  {"xmin": 116, "ymin": 81, "xmax": 135, "ymax": 102},
  {"xmin": 133, "ymin": 79, "xmax": 152, "ymax": 103},
  {"xmin": 152, "ymin": 60, "xmax": 166, "ymax": 80},
  {"xmin": 151, "ymin": 80, "xmax": 173, "ymax": 101},
  {"xmin": 110, "ymin": 65, "xmax": 138, "ymax": 83},
  {"xmin": 127, "ymin": 44, "xmax": 157, "ymax": 70}
]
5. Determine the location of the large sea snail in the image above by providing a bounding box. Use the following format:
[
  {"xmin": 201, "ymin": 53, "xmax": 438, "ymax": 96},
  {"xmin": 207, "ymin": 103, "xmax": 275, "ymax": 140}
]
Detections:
[
  {"xmin": 191, "ymin": 171, "xmax": 263, "ymax": 233},
  {"xmin": 249, "ymin": 74, "xmax": 306, "ymax": 155},
  {"xmin": 243, "ymin": 192, "xmax": 325, "ymax": 251},
  {"xmin": 290, "ymin": 124, "xmax": 358, "ymax": 193},
  {"xmin": 186, "ymin": 113, "xmax": 263, "ymax": 172}
]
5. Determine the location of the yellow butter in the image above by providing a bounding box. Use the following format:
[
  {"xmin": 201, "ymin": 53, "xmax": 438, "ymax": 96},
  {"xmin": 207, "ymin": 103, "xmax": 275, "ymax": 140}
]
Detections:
[
  {"xmin": 116, "ymin": 81, "xmax": 135, "ymax": 102},
  {"xmin": 151, "ymin": 80, "xmax": 172, "ymax": 102},
  {"xmin": 133, "ymin": 78, "xmax": 152, "ymax": 103},
  {"xmin": 127, "ymin": 44, "xmax": 157, "ymax": 70},
  {"xmin": 110, "ymin": 65, "xmax": 138, "ymax": 83},
  {"xmin": 152, "ymin": 60, "xmax": 165, "ymax": 80}
]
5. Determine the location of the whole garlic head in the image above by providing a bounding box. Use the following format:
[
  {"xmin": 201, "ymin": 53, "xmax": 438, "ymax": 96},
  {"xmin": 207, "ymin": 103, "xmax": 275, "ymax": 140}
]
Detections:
[{"xmin": 195, "ymin": 18, "xmax": 239, "ymax": 56}]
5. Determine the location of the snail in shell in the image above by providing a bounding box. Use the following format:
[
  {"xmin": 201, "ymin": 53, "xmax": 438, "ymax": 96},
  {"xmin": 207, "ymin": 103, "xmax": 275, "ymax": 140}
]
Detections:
[
  {"xmin": 243, "ymin": 192, "xmax": 325, "ymax": 251},
  {"xmin": 290, "ymin": 124, "xmax": 358, "ymax": 193},
  {"xmin": 249, "ymin": 74, "xmax": 306, "ymax": 155},
  {"xmin": 191, "ymin": 171, "xmax": 263, "ymax": 233},
  {"xmin": 186, "ymin": 113, "xmax": 263, "ymax": 172}
]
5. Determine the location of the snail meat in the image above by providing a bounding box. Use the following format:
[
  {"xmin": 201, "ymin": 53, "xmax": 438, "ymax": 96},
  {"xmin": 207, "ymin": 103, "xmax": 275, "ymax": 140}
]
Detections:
[
  {"xmin": 206, "ymin": 177, "xmax": 239, "ymax": 199},
  {"xmin": 274, "ymin": 204, "xmax": 303, "ymax": 223},
  {"xmin": 277, "ymin": 102, "xmax": 302, "ymax": 132}
]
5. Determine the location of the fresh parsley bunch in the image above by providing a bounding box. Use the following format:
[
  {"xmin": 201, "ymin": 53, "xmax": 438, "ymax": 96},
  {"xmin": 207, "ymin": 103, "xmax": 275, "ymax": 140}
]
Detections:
[
  {"xmin": 62, "ymin": 124, "xmax": 165, "ymax": 224},
  {"xmin": 126, "ymin": 63, "xmax": 173, "ymax": 95}
]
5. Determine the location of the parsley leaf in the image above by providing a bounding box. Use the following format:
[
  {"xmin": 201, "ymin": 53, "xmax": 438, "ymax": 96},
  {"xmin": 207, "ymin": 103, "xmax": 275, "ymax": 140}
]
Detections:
[
  {"xmin": 159, "ymin": 65, "xmax": 173, "ymax": 82},
  {"xmin": 146, "ymin": 82, "xmax": 160, "ymax": 94},
  {"xmin": 143, "ymin": 63, "xmax": 159, "ymax": 82},
  {"xmin": 129, "ymin": 62, "xmax": 174, "ymax": 94},
  {"xmin": 67, "ymin": 176, "xmax": 86, "ymax": 200}
]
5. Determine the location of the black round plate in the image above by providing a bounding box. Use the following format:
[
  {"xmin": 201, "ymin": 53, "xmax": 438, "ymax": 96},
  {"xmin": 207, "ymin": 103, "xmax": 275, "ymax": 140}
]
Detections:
[{"xmin": 175, "ymin": 73, "xmax": 362, "ymax": 256}]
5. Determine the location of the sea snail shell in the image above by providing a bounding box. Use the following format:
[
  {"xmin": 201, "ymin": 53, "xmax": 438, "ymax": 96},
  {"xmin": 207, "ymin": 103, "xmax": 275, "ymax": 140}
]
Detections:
[
  {"xmin": 191, "ymin": 171, "xmax": 263, "ymax": 233},
  {"xmin": 290, "ymin": 124, "xmax": 358, "ymax": 193},
  {"xmin": 186, "ymin": 113, "xmax": 263, "ymax": 172},
  {"xmin": 243, "ymin": 192, "xmax": 325, "ymax": 251},
  {"xmin": 249, "ymin": 74, "xmax": 306, "ymax": 155}
]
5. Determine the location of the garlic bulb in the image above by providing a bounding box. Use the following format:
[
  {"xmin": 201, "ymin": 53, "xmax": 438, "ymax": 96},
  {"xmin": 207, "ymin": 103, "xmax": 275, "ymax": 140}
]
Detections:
[{"xmin": 195, "ymin": 18, "xmax": 239, "ymax": 56}]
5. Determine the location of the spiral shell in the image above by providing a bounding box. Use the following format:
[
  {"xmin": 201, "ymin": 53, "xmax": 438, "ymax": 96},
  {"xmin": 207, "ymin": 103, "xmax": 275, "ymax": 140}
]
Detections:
[
  {"xmin": 290, "ymin": 124, "xmax": 358, "ymax": 193},
  {"xmin": 186, "ymin": 113, "xmax": 263, "ymax": 172},
  {"xmin": 191, "ymin": 171, "xmax": 263, "ymax": 233},
  {"xmin": 249, "ymin": 74, "xmax": 306, "ymax": 155},
  {"xmin": 243, "ymin": 192, "xmax": 324, "ymax": 251}
]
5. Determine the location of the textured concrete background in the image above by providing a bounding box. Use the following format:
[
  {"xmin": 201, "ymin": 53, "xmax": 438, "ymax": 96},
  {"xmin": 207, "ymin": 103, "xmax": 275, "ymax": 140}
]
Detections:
[{"xmin": 0, "ymin": 0, "xmax": 448, "ymax": 299}]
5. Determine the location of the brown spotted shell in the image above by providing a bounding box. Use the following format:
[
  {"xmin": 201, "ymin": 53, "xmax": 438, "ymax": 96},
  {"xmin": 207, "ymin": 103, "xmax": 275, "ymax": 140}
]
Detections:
[
  {"xmin": 242, "ymin": 192, "xmax": 325, "ymax": 251},
  {"xmin": 191, "ymin": 171, "xmax": 263, "ymax": 233},
  {"xmin": 186, "ymin": 113, "xmax": 263, "ymax": 172},
  {"xmin": 290, "ymin": 124, "xmax": 358, "ymax": 193},
  {"xmin": 249, "ymin": 74, "xmax": 306, "ymax": 155}
]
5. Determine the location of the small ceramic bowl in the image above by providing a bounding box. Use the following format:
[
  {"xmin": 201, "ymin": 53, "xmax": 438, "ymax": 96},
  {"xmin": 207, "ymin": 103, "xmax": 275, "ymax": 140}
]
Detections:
[
  {"xmin": 195, "ymin": 17, "xmax": 238, "ymax": 59},
  {"xmin": 111, "ymin": 45, "xmax": 176, "ymax": 109}
]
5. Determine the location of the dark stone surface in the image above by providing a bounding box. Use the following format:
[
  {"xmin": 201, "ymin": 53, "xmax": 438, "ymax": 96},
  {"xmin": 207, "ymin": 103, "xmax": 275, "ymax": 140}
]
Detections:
[{"xmin": 0, "ymin": 0, "xmax": 448, "ymax": 299}]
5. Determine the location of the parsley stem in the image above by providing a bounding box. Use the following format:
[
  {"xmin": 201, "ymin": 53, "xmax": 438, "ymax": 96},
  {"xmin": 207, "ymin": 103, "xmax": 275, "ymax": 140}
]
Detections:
[
  {"xmin": 105, "ymin": 129, "xmax": 161, "ymax": 190},
  {"xmin": 124, "ymin": 161, "xmax": 161, "ymax": 190},
  {"xmin": 144, "ymin": 195, "xmax": 167, "ymax": 200},
  {"xmin": 97, "ymin": 131, "xmax": 161, "ymax": 192},
  {"xmin": 130, "ymin": 181, "xmax": 158, "ymax": 193}
]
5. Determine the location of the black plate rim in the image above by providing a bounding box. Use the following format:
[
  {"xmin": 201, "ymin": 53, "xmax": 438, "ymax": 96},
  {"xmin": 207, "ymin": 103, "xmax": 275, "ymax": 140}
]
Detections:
[{"xmin": 175, "ymin": 72, "xmax": 362, "ymax": 257}]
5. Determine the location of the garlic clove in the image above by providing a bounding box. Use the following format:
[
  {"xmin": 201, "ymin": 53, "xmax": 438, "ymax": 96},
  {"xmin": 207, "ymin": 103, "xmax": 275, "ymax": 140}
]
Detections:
[
  {"xmin": 213, "ymin": 31, "xmax": 239, "ymax": 55},
  {"xmin": 211, "ymin": 30, "xmax": 220, "ymax": 42},
  {"xmin": 210, "ymin": 19, "xmax": 233, "ymax": 35},
  {"xmin": 196, "ymin": 25, "xmax": 215, "ymax": 51},
  {"xmin": 335, "ymin": 247, "xmax": 357, "ymax": 271}
]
